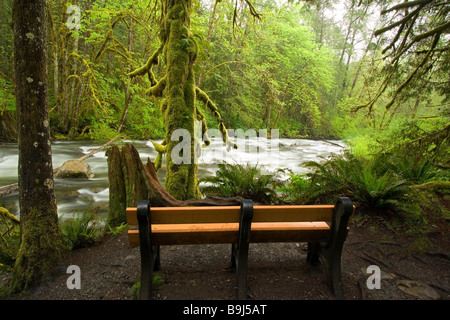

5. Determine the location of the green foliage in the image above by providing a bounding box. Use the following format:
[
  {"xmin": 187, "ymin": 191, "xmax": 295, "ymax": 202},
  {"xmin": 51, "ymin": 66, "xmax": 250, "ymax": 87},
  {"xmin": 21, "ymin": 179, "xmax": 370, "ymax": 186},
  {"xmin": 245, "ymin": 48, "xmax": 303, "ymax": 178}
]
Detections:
[
  {"xmin": 106, "ymin": 222, "xmax": 128, "ymax": 236},
  {"xmin": 200, "ymin": 162, "xmax": 280, "ymax": 204},
  {"xmin": 60, "ymin": 210, "xmax": 102, "ymax": 250},
  {"xmin": 347, "ymin": 156, "xmax": 408, "ymax": 210},
  {"xmin": 124, "ymin": 99, "xmax": 165, "ymax": 139},
  {"xmin": 282, "ymin": 151, "xmax": 413, "ymax": 213},
  {"xmin": 278, "ymin": 173, "xmax": 311, "ymax": 204},
  {"xmin": 281, "ymin": 115, "xmax": 448, "ymax": 222},
  {"xmin": 198, "ymin": 2, "xmax": 337, "ymax": 138},
  {"xmin": 0, "ymin": 207, "xmax": 20, "ymax": 270},
  {"xmin": 0, "ymin": 78, "xmax": 15, "ymax": 112}
]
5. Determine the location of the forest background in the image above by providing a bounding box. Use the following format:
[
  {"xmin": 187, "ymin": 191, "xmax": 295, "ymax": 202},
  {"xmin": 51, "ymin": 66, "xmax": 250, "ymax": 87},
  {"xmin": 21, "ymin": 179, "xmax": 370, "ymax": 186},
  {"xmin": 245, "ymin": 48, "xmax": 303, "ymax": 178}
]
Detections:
[
  {"xmin": 0, "ymin": 0, "xmax": 449, "ymax": 211},
  {"xmin": 0, "ymin": 0, "xmax": 445, "ymax": 145},
  {"xmin": 0, "ymin": 0, "xmax": 448, "ymax": 206}
]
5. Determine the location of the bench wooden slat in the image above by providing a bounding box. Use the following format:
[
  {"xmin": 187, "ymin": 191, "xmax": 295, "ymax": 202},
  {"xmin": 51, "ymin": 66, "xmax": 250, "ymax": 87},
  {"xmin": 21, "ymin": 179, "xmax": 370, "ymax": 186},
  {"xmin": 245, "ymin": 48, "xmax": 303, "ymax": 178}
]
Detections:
[
  {"xmin": 253, "ymin": 206, "xmax": 334, "ymax": 223},
  {"xmin": 126, "ymin": 205, "xmax": 335, "ymax": 225},
  {"xmin": 127, "ymin": 222, "xmax": 330, "ymax": 246}
]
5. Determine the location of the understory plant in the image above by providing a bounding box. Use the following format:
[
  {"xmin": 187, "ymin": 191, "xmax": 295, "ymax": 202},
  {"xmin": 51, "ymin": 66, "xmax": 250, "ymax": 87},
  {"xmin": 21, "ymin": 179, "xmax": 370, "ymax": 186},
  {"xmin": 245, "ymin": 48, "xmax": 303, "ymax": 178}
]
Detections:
[
  {"xmin": 60, "ymin": 210, "xmax": 102, "ymax": 250},
  {"xmin": 281, "ymin": 152, "xmax": 411, "ymax": 213},
  {"xmin": 280, "ymin": 137, "xmax": 448, "ymax": 223},
  {"xmin": 0, "ymin": 207, "xmax": 20, "ymax": 270},
  {"xmin": 200, "ymin": 162, "xmax": 280, "ymax": 204}
]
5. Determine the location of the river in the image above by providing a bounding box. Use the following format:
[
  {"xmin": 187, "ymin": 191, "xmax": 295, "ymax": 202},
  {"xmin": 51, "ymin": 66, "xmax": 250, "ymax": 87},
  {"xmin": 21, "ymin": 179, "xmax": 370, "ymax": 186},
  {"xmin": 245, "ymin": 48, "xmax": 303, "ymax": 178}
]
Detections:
[{"xmin": 0, "ymin": 138, "xmax": 345, "ymax": 221}]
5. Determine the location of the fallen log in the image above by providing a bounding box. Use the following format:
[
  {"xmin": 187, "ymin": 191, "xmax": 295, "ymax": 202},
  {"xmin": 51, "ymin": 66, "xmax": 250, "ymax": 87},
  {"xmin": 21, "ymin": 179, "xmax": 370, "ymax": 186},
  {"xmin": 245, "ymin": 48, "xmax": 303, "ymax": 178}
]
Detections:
[{"xmin": 0, "ymin": 183, "xmax": 19, "ymax": 198}]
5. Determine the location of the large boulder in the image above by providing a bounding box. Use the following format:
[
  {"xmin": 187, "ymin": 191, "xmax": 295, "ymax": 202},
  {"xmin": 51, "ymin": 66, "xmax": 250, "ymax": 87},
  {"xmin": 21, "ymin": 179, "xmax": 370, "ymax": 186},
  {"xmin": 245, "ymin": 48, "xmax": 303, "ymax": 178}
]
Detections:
[{"xmin": 54, "ymin": 160, "xmax": 94, "ymax": 179}]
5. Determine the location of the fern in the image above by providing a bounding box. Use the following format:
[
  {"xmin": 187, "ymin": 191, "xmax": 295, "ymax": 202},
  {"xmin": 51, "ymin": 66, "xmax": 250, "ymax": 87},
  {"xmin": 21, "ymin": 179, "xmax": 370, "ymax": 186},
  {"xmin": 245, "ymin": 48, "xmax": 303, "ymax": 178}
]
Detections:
[{"xmin": 201, "ymin": 162, "xmax": 279, "ymax": 204}]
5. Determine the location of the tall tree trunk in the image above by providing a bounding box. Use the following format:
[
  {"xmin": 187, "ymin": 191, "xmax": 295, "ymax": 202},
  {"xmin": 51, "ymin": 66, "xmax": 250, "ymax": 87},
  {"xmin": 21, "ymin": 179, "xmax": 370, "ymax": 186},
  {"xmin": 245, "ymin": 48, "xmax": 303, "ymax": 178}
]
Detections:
[
  {"xmin": 9, "ymin": 0, "xmax": 65, "ymax": 292},
  {"xmin": 161, "ymin": 0, "xmax": 201, "ymax": 200},
  {"xmin": 118, "ymin": 17, "xmax": 134, "ymax": 133}
]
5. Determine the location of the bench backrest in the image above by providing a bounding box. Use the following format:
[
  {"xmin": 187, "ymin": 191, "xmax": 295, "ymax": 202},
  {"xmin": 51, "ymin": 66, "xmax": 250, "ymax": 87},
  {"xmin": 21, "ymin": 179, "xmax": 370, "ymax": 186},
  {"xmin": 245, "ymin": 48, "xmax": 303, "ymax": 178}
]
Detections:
[{"xmin": 126, "ymin": 205, "xmax": 335, "ymax": 225}]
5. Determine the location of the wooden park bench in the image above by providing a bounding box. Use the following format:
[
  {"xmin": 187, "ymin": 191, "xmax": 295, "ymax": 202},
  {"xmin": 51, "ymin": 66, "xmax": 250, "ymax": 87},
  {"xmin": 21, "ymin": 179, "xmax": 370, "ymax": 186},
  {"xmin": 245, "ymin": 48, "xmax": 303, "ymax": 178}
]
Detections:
[{"xmin": 126, "ymin": 197, "xmax": 354, "ymax": 300}]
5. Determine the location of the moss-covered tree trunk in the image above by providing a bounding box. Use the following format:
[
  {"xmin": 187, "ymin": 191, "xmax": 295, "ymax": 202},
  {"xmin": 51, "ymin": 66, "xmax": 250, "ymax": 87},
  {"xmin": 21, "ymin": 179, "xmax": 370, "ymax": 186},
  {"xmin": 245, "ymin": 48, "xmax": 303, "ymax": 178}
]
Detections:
[
  {"xmin": 129, "ymin": 0, "xmax": 241, "ymax": 201},
  {"xmin": 106, "ymin": 145, "xmax": 127, "ymax": 227},
  {"xmin": 8, "ymin": 0, "xmax": 65, "ymax": 293},
  {"xmin": 161, "ymin": 0, "xmax": 201, "ymax": 200}
]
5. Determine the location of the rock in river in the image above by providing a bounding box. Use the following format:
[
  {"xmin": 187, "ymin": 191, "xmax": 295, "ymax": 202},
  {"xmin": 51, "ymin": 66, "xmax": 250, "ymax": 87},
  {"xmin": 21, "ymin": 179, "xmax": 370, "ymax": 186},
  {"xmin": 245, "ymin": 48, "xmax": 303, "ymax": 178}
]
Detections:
[{"xmin": 54, "ymin": 160, "xmax": 94, "ymax": 179}]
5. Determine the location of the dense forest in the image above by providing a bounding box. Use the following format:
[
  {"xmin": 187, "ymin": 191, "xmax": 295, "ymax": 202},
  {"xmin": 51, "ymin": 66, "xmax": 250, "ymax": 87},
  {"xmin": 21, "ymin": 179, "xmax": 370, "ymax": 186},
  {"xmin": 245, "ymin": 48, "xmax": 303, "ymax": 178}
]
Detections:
[
  {"xmin": 0, "ymin": 0, "xmax": 449, "ymax": 295},
  {"xmin": 0, "ymin": 0, "xmax": 446, "ymax": 142}
]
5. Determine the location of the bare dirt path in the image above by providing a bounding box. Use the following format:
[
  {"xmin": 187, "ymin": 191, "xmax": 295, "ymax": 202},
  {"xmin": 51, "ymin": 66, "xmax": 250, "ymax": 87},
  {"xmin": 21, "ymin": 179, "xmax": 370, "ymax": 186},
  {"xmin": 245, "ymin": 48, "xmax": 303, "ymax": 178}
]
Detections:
[{"xmin": 2, "ymin": 217, "xmax": 448, "ymax": 302}]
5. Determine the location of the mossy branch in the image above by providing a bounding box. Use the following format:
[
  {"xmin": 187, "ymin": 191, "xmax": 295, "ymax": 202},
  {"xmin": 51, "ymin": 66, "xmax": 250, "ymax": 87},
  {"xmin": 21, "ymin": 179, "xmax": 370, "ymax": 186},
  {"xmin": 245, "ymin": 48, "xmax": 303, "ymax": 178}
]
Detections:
[
  {"xmin": 150, "ymin": 140, "xmax": 167, "ymax": 154},
  {"xmin": 128, "ymin": 45, "xmax": 163, "ymax": 78},
  {"xmin": 196, "ymin": 87, "xmax": 237, "ymax": 150},
  {"xmin": 195, "ymin": 87, "xmax": 222, "ymax": 120},
  {"xmin": 196, "ymin": 106, "xmax": 210, "ymax": 146},
  {"xmin": 146, "ymin": 75, "xmax": 166, "ymax": 97},
  {"xmin": 149, "ymin": 139, "xmax": 167, "ymax": 171},
  {"xmin": 0, "ymin": 207, "xmax": 20, "ymax": 225}
]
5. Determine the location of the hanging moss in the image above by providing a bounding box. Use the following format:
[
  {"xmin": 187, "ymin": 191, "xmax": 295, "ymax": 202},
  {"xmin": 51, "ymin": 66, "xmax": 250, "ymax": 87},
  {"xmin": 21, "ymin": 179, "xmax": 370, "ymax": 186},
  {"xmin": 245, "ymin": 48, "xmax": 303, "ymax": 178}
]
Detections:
[
  {"xmin": 127, "ymin": 0, "xmax": 238, "ymax": 200},
  {"xmin": 196, "ymin": 87, "xmax": 237, "ymax": 149}
]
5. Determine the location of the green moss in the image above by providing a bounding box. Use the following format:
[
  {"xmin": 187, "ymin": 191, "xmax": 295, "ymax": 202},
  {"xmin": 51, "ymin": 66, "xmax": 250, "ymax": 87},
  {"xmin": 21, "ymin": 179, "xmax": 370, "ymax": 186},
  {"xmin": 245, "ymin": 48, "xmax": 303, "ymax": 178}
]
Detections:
[
  {"xmin": 409, "ymin": 181, "xmax": 450, "ymax": 220},
  {"xmin": 0, "ymin": 207, "xmax": 20, "ymax": 271},
  {"xmin": 4, "ymin": 208, "xmax": 65, "ymax": 295},
  {"xmin": 159, "ymin": 0, "xmax": 201, "ymax": 200}
]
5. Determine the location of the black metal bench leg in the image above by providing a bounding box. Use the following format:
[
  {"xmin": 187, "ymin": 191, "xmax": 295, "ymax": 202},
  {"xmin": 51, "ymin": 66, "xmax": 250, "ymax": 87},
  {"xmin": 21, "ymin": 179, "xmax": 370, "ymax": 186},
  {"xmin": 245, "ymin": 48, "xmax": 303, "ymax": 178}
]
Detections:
[
  {"xmin": 153, "ymin": 245, "xmax": 161, "ymax": 271},
  {"xmin": 231, "ymin": 243, "xmax": 237, "ymax": 269},
  {"xmin": 306, "ymin": 242, "xmax": 321, "ymax": 266},
  {"xmin": 305, "ymin": 197, "xmax": 353, "ymax": 300},
  {"xmin": 236, "ymin": 199, "xmax": 253, "ymax": 300},
  {"xmin": 325, "ymin": 197, "xmax": 353, "ymax": 299},
  {"xmin": 328, "ymin": 249, "xmax": 345, "ymax": 299},
  {"xmin": 137, "ymin": 200, "xmax": 154, "ymax": 300}
]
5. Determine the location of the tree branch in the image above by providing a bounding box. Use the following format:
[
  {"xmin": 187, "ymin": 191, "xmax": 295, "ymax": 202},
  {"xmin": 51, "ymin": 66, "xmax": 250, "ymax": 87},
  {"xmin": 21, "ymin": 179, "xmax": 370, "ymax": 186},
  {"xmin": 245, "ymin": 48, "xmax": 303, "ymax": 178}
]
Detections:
[
  {"xmin": 383, "ymin": 33, "xmax": 441, "ymax": 110},
  {"xmin": 128, "ymin": 45, "xmax": 163, "ymax": 78},
  {"xmin": 196, "ymin": 87, "xmax": 237, "ymax": 150},
  {"xmin": 375, "ymin": 4, "xmax": 425, "ymax": 37},
  {"xmin": 145, "ymin": 75, "xmax": 166, "ymax": 97},
  {"xmin": 380, "ymin": 0, "xmax": 433, "ymax": 15}
]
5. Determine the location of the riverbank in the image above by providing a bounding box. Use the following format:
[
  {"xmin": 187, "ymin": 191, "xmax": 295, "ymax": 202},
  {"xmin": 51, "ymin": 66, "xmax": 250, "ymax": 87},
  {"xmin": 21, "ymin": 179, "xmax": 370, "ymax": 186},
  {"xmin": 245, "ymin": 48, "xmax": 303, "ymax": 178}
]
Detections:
[{"xmin": 1, "ymin": 203, "xmax": 449, "ymax": 301}]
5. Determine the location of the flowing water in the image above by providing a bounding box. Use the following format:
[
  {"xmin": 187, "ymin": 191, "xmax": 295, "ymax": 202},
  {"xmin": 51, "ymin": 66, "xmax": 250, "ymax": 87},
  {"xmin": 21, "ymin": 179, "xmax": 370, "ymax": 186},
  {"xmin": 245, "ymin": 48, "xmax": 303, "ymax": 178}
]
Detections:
[{"xmin": 0, "ymin": 138, "xmax": 345, "ymax": 221}]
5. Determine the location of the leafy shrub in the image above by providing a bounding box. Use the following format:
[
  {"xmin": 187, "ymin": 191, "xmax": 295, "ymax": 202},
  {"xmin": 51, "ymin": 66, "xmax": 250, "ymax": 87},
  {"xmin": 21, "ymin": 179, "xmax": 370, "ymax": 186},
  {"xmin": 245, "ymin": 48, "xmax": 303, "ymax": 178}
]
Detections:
[
  {"xmin": 281, "ymin": 152, "xmax": 410, "ymax": 213},
  {"xmin": 348, "ymin": 158, "xmax": 408, "ymax": 210},
  {"xmin": 200, "ymin": 162, "xmax": 280, "ymax": 204},
  {"xmin": 278, "ymin": 174, "xmax": 313, "ymax": 204},
  {"xmin": 60, "ymin": 210, "xmax": 102, "ymax": 250},
  {"xmin": 0, "ymin": 207, "xmax": 20, "ymax": 270}
]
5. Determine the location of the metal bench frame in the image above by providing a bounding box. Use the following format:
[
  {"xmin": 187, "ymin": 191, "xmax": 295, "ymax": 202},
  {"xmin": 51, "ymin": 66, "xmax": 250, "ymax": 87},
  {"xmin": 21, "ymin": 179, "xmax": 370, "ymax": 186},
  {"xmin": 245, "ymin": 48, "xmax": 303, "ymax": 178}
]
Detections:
[{"xmin": 131, "ymin": 197, "xmax": 354, "ymax": 300}]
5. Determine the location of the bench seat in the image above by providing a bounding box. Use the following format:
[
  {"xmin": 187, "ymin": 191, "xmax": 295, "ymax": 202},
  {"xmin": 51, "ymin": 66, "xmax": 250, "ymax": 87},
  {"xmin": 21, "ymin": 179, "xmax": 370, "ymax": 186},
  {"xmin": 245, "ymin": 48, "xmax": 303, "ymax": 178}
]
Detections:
[{"xmin": 128, "ymin": 221, "xmax": 330, "ymax": 246}]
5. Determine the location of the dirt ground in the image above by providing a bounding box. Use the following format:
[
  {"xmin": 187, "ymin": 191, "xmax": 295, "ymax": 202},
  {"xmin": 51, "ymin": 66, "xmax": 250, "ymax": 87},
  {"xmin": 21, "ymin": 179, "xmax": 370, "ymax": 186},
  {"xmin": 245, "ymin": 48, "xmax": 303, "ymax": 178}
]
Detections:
[{"xmin": 1, "ymin": 213, "xmax": 449, "ymax": 303}]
